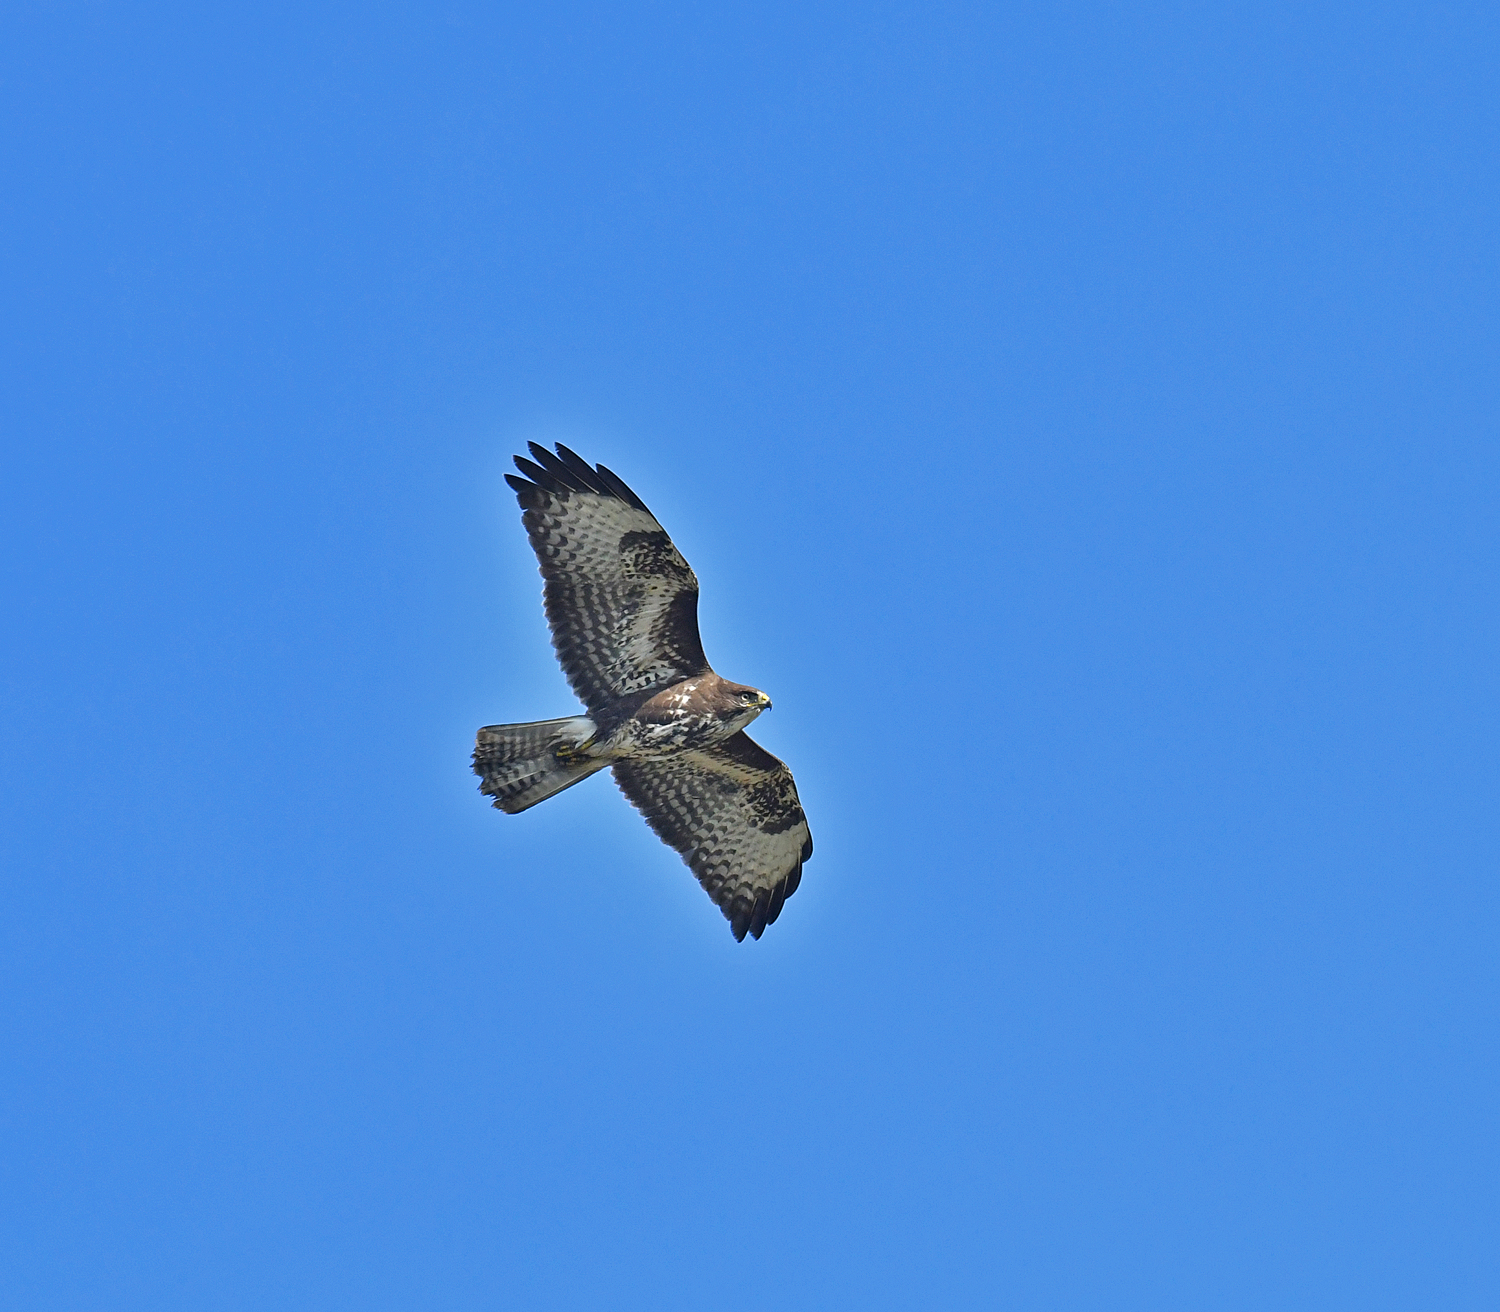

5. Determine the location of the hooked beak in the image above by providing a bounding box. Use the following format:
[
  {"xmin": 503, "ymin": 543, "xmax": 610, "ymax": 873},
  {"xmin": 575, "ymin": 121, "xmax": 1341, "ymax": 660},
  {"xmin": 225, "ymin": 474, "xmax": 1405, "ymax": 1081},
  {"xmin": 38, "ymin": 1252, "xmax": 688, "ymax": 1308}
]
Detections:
[{"xmin": 756, "ymin": 692, "xmax": 772, "ymax": 710}]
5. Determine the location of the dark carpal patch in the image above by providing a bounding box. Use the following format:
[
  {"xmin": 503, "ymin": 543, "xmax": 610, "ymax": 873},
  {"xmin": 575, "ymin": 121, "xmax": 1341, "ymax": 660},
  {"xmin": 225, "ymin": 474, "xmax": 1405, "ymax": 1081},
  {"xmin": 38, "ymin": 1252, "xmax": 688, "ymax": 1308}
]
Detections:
[
  {"xmin": 749, "ymin": 776, "xmax": 805, "ymax": 834},
  {"xmin": 618, "ymin": 529, "xmax": 693, "ymax": 582}
]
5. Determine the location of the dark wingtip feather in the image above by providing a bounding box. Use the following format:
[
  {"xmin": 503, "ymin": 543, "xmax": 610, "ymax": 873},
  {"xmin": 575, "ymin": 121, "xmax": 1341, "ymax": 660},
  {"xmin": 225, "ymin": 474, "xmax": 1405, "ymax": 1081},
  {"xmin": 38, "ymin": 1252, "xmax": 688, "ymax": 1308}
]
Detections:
[
  {"xmin": 511, "ymin": 446, "xmax": 650, "ymax": 512},
  {"xmin": 764, "ymin": 876, "xmax": 788, "ymax": 927},
  {"xmin": 727, "ymin": 890, "xmax": 756, "ymax": 941},
  {"xmin": 593, "ymin": 463, "xmax": 652, "ymax": 515},
  {"xmin": 527, "ymin": 442, "xmax": 597, "ymax": 493},
  {"xmin": 552, "ymin": 444, "xmax": 612, "ymax": 495},
  {"xmin": 748, "ymin": 891, "xmax": 770, "ymax": 940},
  {"xmin": 505, "ymin": 473, "xmax": 548, "ymax": 508},
  {"xmin": 512, "ymin": 455, "xmax": 569, "ymax": 496}
]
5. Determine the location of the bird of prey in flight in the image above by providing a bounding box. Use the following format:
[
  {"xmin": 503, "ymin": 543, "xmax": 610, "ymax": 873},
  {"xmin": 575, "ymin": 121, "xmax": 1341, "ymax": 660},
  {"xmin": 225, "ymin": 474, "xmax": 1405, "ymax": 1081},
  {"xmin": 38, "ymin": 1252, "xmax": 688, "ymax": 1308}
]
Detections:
[{"xmin": 473, "ymin": 443, "xmax": 812, "ymax": 941}]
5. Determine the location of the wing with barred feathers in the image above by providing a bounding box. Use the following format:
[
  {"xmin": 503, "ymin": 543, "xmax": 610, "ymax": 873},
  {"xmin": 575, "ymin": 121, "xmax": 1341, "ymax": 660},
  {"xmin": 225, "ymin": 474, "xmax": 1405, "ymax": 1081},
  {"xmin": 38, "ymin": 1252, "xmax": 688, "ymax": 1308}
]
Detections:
[
  {"xmin": 611, "ymin": 732, "xmax": 812, "ymax": 941},
  {"xmin": 505, "ymin": 443, "xmax": 710, "ymax": 713}
]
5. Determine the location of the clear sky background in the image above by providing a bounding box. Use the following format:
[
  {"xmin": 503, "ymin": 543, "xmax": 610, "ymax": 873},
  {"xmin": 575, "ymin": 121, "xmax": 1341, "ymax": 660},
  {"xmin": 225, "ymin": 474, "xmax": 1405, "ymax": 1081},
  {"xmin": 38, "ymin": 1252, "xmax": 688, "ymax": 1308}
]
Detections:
[{"xmin": 3, "ymin": 3, "xmax": 1497, "ymax": 1308}]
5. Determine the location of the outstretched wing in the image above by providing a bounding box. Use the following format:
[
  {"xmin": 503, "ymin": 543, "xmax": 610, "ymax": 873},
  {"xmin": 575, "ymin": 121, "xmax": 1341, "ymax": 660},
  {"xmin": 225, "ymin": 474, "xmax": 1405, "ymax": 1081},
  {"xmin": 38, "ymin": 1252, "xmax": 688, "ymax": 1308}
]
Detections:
[
  {"xmin": 612, "ymin": 732, "xmax": 813, "ymax": 941},
  {"xmin": 505, "ymin": 443, "xmax": 710, "ymax": 713}
]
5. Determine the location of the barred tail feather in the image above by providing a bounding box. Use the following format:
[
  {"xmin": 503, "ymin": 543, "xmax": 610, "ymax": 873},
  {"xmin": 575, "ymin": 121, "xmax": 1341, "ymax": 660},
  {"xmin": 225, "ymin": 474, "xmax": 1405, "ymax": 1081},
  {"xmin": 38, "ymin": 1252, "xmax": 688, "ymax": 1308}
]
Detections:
[{"xmin": 473, "ymin": 716, "xmax": 606, "ymax": 814}]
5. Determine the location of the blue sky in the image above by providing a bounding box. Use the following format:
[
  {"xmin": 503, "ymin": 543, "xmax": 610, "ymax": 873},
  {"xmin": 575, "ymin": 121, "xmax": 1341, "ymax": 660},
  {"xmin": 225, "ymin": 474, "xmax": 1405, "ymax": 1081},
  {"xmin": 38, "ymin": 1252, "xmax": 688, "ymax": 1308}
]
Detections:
[{"xmin": 3, "ymin": 2, "xmax": 1497, "ymax": 1307}]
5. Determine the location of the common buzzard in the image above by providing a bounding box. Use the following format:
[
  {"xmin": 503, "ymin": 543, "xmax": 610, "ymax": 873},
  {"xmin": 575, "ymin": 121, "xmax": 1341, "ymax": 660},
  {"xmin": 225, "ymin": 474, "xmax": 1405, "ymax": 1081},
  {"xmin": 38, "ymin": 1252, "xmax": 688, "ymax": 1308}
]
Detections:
[{"xmin": 473, "ymin": 443, "xmax": 812, "ymax": 941}]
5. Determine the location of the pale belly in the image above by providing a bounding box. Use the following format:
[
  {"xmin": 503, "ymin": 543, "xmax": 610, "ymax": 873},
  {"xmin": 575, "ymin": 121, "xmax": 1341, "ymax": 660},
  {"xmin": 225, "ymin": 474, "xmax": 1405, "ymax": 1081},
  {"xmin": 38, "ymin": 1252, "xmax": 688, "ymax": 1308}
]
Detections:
[{"xmin": 602, "ymin": 712, "xmax": 745, "ymax": 759}]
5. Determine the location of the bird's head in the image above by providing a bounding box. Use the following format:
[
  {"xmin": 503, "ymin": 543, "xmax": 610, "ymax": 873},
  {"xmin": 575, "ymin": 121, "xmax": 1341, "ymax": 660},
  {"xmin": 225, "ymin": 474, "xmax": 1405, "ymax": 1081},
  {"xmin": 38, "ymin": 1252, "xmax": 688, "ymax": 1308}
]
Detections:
[{"xmin": 719, "ymin": 681, "xmax": 772, "ymax": 724}]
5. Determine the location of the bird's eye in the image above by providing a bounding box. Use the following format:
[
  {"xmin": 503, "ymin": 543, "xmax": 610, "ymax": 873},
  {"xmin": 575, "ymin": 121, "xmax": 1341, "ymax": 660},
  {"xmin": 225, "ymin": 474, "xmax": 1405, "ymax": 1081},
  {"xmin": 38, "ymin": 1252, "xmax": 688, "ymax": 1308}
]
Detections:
[{"xmin": 742, "ymin": 690, "xmax": 758, "ymax": 702}]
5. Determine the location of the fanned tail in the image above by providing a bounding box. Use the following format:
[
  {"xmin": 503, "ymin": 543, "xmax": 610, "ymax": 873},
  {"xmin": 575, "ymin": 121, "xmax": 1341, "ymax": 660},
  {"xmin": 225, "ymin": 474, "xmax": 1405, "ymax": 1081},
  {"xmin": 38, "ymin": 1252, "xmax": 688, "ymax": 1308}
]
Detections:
[{"xmin": 473, "ymin": 716, "xmax": 605, "ymax": 813}]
